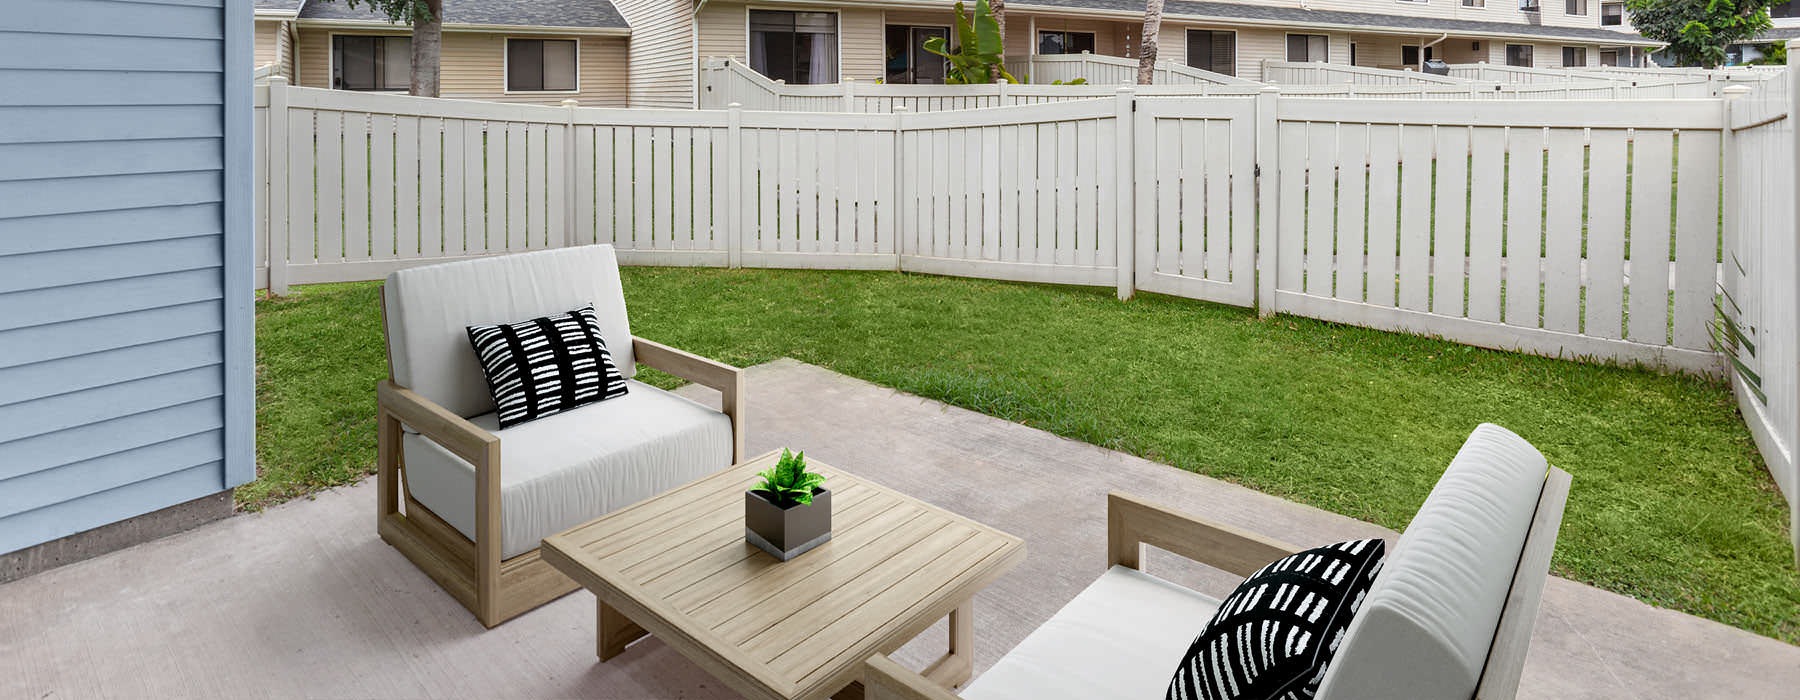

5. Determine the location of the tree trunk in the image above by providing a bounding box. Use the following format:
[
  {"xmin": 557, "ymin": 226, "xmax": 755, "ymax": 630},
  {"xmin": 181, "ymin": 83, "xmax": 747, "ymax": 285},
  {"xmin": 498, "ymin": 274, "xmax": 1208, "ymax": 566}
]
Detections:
[
  {"xmin": 991, "ymin": 0, "xmax": 1007, "ymax": 83},
  {"xmin": 411, "ymin": 0, "xmax": 442, "ymax": 97},
  {"xmin": 1137, "ymin": 0, "xmax": 1164, "ymax": 85}
]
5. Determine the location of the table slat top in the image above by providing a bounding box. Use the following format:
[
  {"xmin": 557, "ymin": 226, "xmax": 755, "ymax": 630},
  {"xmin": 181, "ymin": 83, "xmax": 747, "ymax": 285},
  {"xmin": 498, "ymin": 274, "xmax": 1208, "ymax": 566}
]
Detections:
[{"xmin": 542, "ymin": 450, "xmax": 1025, "ymax": 700}]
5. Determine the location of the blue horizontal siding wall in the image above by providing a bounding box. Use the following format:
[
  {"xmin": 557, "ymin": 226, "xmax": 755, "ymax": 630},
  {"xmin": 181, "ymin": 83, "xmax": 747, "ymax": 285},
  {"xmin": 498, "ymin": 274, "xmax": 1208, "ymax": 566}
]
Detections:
[{"xmin": 0, "ymin": 0, "xmax": 254, "ymax": 554}]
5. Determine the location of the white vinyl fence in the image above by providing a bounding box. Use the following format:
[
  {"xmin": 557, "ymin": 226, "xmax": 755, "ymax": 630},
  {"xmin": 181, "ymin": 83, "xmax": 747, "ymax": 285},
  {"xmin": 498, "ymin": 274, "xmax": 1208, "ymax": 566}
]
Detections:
[
  {"xmin": 1721, "ymin": 64, "xmax": 1800, "ymax": 563},
  {"xmin": 255, "ymin": 77, "xmax": 1724, "ymax": 371},
  {"xmin": 998, "ymin": 52, "xmax": 1254, "ymax": 86},
  {"xmin": 697, "ymin": 57, "xmax": 1254, "ymax": 114},
  {"xmin": 1262, "ymin": 60, "xmax": 1468, "ymax": 86},
  {"xmin": 255, "ymin": 69, "xmax": 1800, "ymax": 560}
]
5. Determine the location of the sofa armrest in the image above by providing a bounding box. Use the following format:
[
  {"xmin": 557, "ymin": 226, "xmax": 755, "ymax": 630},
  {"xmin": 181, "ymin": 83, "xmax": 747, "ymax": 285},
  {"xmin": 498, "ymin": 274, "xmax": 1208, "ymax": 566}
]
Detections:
[
  {"xmin": 633, "ymin": 337, "xmax": 747, "ymax": 461},
  {"xmin": 865, "ymin": 654, "xmax": 962, "ymax": 700},
  {"xmin": 1107, "ymin": 491, "xmax": 1303, "ymax": 578},
  {"xmin": 376, "ymin": 379, "xmax": 506, "ymax": 619}
]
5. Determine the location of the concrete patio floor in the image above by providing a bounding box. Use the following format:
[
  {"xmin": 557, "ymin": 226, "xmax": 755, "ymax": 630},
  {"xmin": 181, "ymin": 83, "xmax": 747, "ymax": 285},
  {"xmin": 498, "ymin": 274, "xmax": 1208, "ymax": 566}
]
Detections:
[{"xmin": 2, "ymin": 359, "xmax": 1796, "ymax": 699}]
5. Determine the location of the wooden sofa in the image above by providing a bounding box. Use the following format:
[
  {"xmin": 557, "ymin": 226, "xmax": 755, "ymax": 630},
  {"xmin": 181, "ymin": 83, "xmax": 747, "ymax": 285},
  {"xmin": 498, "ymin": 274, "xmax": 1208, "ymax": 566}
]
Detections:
[
  {"xmin": 866, "ymin": 424, "xmax": 1571, "ymax": 699},
  {"xmin": 375, "ymin": 245, "xmax": 746, "ymax": 628}
]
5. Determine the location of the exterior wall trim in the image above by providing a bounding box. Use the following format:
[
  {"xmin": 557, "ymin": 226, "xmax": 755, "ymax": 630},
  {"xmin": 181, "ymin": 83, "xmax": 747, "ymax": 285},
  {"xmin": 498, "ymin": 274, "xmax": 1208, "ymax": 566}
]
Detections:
[{"xmin": 224, "ymin": 0, "xmax": 256, "ymax": 492}]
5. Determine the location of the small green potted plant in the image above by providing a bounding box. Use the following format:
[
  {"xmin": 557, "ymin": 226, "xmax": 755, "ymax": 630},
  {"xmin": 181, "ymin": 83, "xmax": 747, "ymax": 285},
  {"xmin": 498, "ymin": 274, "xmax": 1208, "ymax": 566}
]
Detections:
[{"xmin": 745, "ymin": 449, "xmax": 831, "ymax": 561}]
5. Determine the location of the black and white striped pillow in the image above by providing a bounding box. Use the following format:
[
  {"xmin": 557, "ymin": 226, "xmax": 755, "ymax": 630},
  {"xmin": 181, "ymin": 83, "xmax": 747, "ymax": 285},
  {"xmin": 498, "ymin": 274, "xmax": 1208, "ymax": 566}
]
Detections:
[
  {"xmin": 466, "ymin": 305, "xmax": 628, "ymax": 429},
  {"xmin": 1166, "ymin": 538, "xmax": 1385, "ymax": 700}
]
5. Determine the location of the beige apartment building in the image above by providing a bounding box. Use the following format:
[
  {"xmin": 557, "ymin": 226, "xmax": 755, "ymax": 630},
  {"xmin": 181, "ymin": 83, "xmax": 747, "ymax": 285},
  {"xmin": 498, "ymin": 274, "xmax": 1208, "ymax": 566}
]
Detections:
[{"xmin": 256, "ymin": 0, "xmax": 1660, "ymax": 108}]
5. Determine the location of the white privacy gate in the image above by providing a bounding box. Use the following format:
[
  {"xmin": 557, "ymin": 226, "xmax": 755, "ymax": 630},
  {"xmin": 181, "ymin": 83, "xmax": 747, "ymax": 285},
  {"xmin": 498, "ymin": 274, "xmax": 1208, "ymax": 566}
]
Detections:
[{"xmin": 1133, "ymin": 95, "xmax": 1262, "ymax": 306}]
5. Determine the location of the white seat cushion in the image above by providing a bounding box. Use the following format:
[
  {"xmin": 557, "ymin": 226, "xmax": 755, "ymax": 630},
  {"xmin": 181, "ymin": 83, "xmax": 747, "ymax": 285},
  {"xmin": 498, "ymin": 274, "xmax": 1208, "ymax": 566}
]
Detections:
[
  {"xmin": 961, "ymin": 566, "xmax": 1218, "ymax": 700},
  {"xmin": 1316, "ymin": 423, "xmax": 1549, "ymax": 700},
  {"xmin": 402, "ymin": 380, "xmax": 732, "ymax": 559}
]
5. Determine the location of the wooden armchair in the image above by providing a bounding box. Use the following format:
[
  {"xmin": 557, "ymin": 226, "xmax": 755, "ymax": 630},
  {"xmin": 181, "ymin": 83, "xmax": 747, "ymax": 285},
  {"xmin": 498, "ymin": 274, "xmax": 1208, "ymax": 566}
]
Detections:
[
  {"xmin": 374, "ymin": 246, "xmax": 746, "ymax": 628},
  {"xmin": 866, "ymin": 424, "xmax": 1571, "ymax": 700}
]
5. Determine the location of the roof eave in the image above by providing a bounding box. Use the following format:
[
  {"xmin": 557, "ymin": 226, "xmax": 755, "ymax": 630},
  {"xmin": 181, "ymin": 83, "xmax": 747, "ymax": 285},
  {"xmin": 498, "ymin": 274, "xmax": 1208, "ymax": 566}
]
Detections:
[
  {"xmin": 293, "ymin": 18, "xmax": 631, "ymax": 36},
  {"xmin": 802, "ymin": 0, "xmax": 1662, "ymax": 47}
]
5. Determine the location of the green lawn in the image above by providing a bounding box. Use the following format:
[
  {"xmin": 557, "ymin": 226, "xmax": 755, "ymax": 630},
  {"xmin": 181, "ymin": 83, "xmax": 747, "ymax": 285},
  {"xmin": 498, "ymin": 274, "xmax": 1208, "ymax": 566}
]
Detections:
[{"xmin": 253, "ymin": 268, "xmax": 1799, "ymax": 644}]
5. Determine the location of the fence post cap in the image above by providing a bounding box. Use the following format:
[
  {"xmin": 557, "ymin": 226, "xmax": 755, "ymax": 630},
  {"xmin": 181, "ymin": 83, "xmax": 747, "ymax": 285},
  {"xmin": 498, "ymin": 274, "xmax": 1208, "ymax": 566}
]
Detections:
[
  {"xmin": 727, "ymin": 101, "xmax": 743, "ymax": 109},
  {"xmin": 560, "ymin": 98, "xmax": 579, "ymax": 108},
  {"xmin": 893, "ymin": 105, "xmax": 909, "ymax": 112},
  {"xmin": 1721, "ymin": 84, "xmax": 1754, "ymax": 97},
  {"xmin": 1115, "ymin": 85, "xmax": 1134, "ymax": 94},
  {"xmin": 1258, "ymin": 85, "xmax": 1281, "ymax": 94},
  {"xmin": 268, "ymin": 75, "xmax": 288, "ymax": 87}
]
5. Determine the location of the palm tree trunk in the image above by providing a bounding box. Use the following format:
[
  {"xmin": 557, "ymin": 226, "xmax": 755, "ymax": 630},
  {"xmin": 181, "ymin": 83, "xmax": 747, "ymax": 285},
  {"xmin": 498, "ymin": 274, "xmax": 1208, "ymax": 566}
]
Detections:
[
  {"xmin": 990, "ymin": 0, "xmax": 1007, "ymax": 83},
  {"xmin": 1137, "ymin": 0, "xmax": 1164, "ymax": 85},
  {"xmin": 410, "ymin": 0, "xmax": 442, "ymax": 97}
]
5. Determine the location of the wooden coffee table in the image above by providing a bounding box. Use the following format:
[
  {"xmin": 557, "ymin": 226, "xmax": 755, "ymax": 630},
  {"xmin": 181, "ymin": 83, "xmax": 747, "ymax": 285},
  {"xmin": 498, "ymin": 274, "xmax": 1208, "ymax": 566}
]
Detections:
[{"xmin": 540, "ymin": 450, "xmax": 1026, "ymax": 700}]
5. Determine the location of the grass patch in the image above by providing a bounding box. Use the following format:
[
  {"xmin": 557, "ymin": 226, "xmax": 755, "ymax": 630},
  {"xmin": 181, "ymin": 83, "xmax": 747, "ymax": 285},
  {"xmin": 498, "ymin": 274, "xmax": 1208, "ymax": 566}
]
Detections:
[{"xmin": 254, "ymin": 268, "xmax": 1799, "ymax": 644}]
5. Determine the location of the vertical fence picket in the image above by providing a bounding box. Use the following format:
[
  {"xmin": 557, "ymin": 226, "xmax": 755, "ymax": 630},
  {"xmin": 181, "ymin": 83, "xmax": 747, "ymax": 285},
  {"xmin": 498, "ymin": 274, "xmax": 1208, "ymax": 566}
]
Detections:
[
  {"xmin": 1363, "ymin": 124, "xmax": 1400, "ymax": 309},
  {"xmin": 1397, "ymin": 125, "xmax": 1433, "ymax": 312},
  {"xmin": 1584, "ymin": 129, "xmax": 1630, "ymax": 340},
  {"xmin": 1432, "ymin": 126, "xmax": 1469, "ymax": 317},
  {"xmin": 1504, "ymin": 126, "xmax": 1545, "ymax": 329},
  {"xmin": 1305, "ymin": 122, "xmax": 1337, "ymax": 298},
  {"xmin": 1674, "ymin": 129, "xmax": 1723, "ymax": 349},
  {"xmin": 1542, "ymin": 128, "xmax": 1586, "ymax": 333},
  {"xmin": 1466, "ymin": 127, "xmax": 1506, "ymax": 322},
  {"xmin": 1626, "ymin": 130, "xmax": 1675, "ymax": 344}
]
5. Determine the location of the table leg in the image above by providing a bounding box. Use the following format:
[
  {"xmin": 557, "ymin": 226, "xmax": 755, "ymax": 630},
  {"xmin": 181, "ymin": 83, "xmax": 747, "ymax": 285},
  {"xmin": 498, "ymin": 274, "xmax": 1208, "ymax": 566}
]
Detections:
[
  {"xmin": 919, "ymin": 601, "xmax": 974, "ymax": 689},
  {"xmin": 598, "ymin": 598, "xmax": 647, "ymax": 661}
]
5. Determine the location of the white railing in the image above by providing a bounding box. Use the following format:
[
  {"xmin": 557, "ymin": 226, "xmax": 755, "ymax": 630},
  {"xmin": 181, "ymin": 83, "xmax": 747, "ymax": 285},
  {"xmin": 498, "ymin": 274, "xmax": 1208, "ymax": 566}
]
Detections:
[
  {"xmin": 1000, "ymin": 52, "xmax": 1256, "ymax": 86},
  {"xmin": 698, "ymin": 57, "xmax": 1257, "ymax": 113},
  {"xmin": 1446, "ymin": 63, "xmax": 1621, "ymax": 85},
  {"xmin": 1722, "ymin": 56, "xmax": 1800, "ymax": 564},
  {"xmin": 1261, "ymin": 60, "xmax": 1470, "ymax": 86}
]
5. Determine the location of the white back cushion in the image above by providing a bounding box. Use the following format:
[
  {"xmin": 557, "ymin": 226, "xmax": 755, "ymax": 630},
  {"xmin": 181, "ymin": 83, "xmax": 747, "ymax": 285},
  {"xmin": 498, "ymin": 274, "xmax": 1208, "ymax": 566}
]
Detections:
[
  {"xmin": 1316, "ymin": 423, "xmax": 1549, "ymax": 700},
  {"xmin": 384, "ymin": 246, "xmax": 636, "ymax": 418}
]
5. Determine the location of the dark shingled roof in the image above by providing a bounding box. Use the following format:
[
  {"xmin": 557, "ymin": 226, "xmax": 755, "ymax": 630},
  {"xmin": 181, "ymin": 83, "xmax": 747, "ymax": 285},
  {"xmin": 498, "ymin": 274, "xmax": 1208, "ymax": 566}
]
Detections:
[
  {"xmin": 255, "ymin": 0, "xmax": 307, "ymax": 11},
  {"xmin": 1015, "ymin": 0, "xmax": 1660, "ymax": 45},
  {"xmin": 297, "ymin": 0, "xmax": 627, "ymax": 29},
  {"xmin": 1759, "ymin": 27, "xmax": 1800, "ymax": 41}
]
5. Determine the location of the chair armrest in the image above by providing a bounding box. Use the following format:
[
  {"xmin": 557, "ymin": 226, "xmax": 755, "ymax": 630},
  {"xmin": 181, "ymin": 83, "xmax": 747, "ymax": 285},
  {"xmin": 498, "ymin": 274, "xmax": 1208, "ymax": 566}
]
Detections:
[
  {"xmin": 632, "ymin": 337, "xmax": 741, "ymax": 392},
  {"xmin": 376, "ymin": 380, "xmax": 499, "ymax": 468},
  {"xmin": 633, "ymin": 337, "xmax": 747, "ymax": 461},
  {"xmin": 1107, "ymin": 491, "xmax": 1303, "ymax": 578},
  {"xmin": 865, "ymin": 654, "xmax": 961, "ymax": 700}
]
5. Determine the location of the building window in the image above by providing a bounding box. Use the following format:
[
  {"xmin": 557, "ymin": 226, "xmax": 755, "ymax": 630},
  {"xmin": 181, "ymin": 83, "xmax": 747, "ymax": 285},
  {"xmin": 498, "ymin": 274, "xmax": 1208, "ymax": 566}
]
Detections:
[
  {"xmin": 1566, "ymin": 0, "xmax": 1588, "ymax": 14},
  {"xmin": 1601, "ymin": 2, "xmax": 1624, "ymax": 25},
  {"xmin": 1520, "ymin": 0, "xmax": 1541, "ymax": 11},
  {"xmin": 1038, "ymin": 30, "xmax": 1096, "ymax": 55},
  {"xmin": 1287, "ymin": 34, "xmax": 1329, "ymax": 63},
  {"xmin": 886, "ymin": 25, "xmax": 950, "ymax": 84},
  {"xmin": 1506, "ymin": 44, "xmax": 1534, "ymax": 67},
  {"xmin": 1464, "ymin": 0, "xmax": 1486, "ymax": 6},
  {"xmin": 332, "ymin": 35, "xmax": 410, "ymax": 92},
  {"xmin": 1401, "ymin": 45, "xmax": 1436, "ymax": 67},
  {"xmin": 506, "ymin": 39, "xmax": 578, "ymax": 92},
  {"xmin": 1186, "ymin": 30, "xmax": 1236, "ymax": 76},
  {"xmin": 1599, "ymin": 49, "xmax": 1620, "ymax": 66},
  {"xmin": 1776, "ymin": 0, "xmax": 1798, "ymax": 18},
  {"xmin": 1562, "ymin": 47, "xmax": 1587, "ymax": 66},
  {"xmin": 750, "ymin": 10, "xmax": 839, "ymax": 84}
]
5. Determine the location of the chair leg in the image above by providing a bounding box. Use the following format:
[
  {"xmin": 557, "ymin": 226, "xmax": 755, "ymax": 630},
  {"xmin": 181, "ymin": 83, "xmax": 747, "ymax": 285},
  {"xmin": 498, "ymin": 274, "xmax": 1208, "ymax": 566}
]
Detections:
[{"xmin": 475, "ymin": 440, "xmax": 503, "ymax": 627}]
